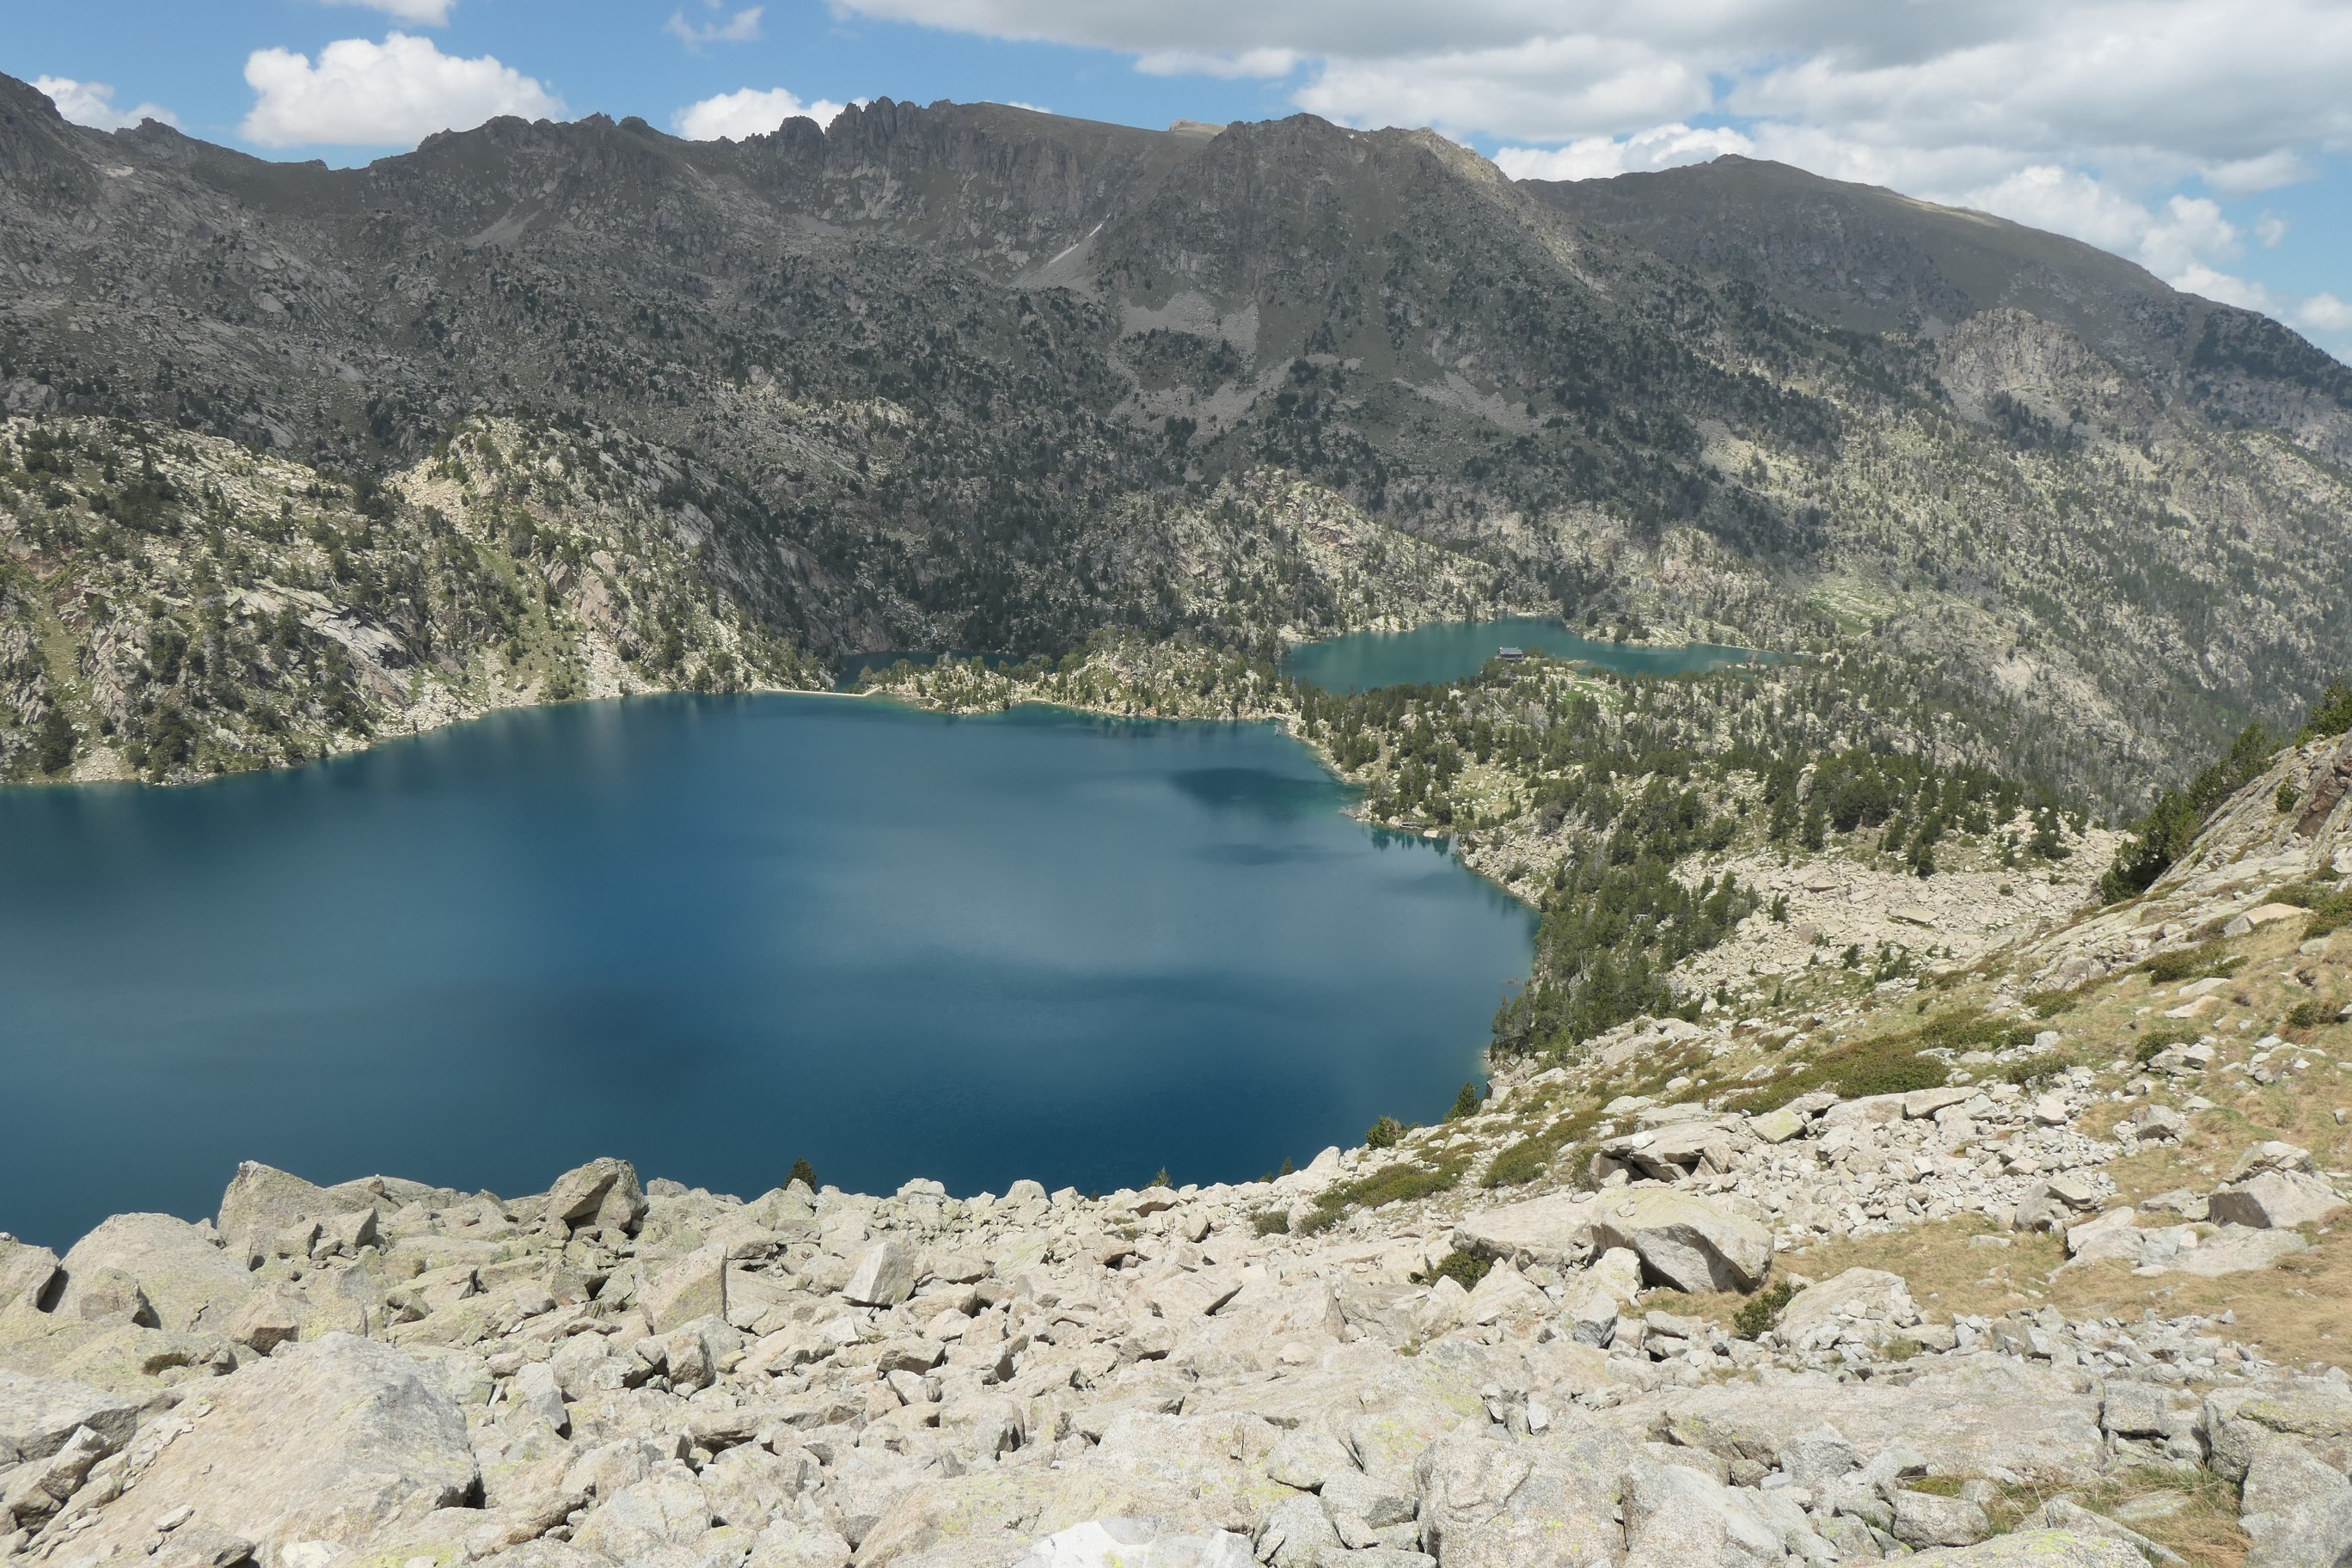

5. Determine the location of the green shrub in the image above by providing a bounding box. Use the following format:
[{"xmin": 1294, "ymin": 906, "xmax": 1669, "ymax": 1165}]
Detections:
[
  {"xmin": 2278, "ymin": 783, "xmax": 2303, "ymax": 815},
  {"xmin": 2306, "ymin": 892, "xmax": 2352, "ymax": 941},
  {"xmin": 1146, "ymin": 1167, "xmax": 1172, "ymax": 1189},
  {"xmin": 1733, "ymin": 1279, "xmax": 1797, "ymax": 1339},
  {"xmin": 2298, "ymin": 680, "xmax": 2352, "ymax": 744},
  {"xmin": 787, "ymin": 1158, "xmax": 818, "ymax": 1190},
  {"xmin": 2143, "ymin": 943, "xmax": 2239, "ymax": 984},
  {"xmin": 2100, "ymin": 723, "xmax": 2276, "ymax": 902},
  {"xmin": 2287, "ymin": 999, "xmax": 2337, "ymax": 1031},
  {"xmin": 1299, "ymin": 1158, "xmax": 1469, "ymax": 1234},
  {"xmin": 1252, "ymin": 1209, "xmax": 1290, "ymax": 1235},
  {"xmin": 1446, "ymin": 1081, "xmax": 1486, "ymax": 1121},
  {"xmin": 1365, "ymin": 1116, "xmax": 1407, "ymax": 1150},
  {"xmin": 2024, "ymin": 989, "xmax": 2079, "ymax": 1020},
  {"xmin": 1990, "ymin": 1053, "xmax": 2078, "ymax": 1087},
  {"xmin": 2134, "ymin": 1025, "xmax": 2199, "ymax": 1063},
  {"xmin": 1417, "ymin": 1248, "xmax": 1491, "ymax": 1292}
]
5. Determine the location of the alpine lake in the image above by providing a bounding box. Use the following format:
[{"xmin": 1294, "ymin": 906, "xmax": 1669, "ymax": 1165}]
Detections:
[{"xmin": 0, "ymin": 620, "xmax": 1751, "ymax": 1245}]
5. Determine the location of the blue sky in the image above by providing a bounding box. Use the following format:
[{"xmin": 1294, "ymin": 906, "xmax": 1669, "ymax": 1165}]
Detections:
[{"xmin": 11, "ymin": 0, "xmax": 2349, "ymax": 361}]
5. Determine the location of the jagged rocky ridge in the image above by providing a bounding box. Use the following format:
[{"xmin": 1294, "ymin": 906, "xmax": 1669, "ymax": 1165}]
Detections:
[
  {"xmin": 3, "ymin": 723, "xmax": 2349, "ymax": 1568},
  {"xmin": 4, "ymin": 75, "xmax": 2351, "ymax": 800}
]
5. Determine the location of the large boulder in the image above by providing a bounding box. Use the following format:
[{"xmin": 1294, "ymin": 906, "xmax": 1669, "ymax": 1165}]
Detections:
[
  {"xmin": 1774, "ymin": 1268, "xmax": 1922, "ymax": 1352},
  {"xmin": 2207, "ymin": 1170, "xmax": 2346, "ymax": 1229},
  {"xmin": 54, "ymin": 1332, "xmax": 480, "ymax": 1563},
  {"xmin": 640, "ymin": 1246, "xmax": 729, "ymax": 1334},
  {"xmin": 842, "ymin": 1242, "xmax": 920, "ymax": 1308},
  {"xmin": 1012, "ymin": 1518, "xmax": 1254, "ymax": 1568},
  {"xmin": 1589, "ymin": 1191, "xmax": 1772, "ymax": 1294},
  {"xmin": 1415, "ymin": 1424, "xmax": 1632, "ymax": 1568},
  {"xmin": 0, "ymin": 1240, "xmax": 60, "ymax": 1314},
  {"xmin": 54, "ymin": 1213, "xmax": 256, "ymax": 1334},
  {"xmin": 2239, "ymin": 1433, "xmax": 2352, "ymax": 1568},
  {"xmin": 1452, "ymin": 1195, "xmax": 1597, "ymax": 1270},
  {"xmin": 543, "ymin": 1156, "xmax": 647, "ymax": 1237},
  {"xmin": 1621, "ymin": 1454, "xmax": 1817, "ymax": 1566},
  {"xmin": 216, "ymin": 1161, "xmax": 379, "ymax": 1261},
  {"xmin": 1903, "ymin": 1534, "xmax": 2148, "ymax": 1566},
  {"xmin": 1620, "ymin": 1360, "xmax": 2107, "ymax": 1485},
  {"xmin": 0, "ymin": 1368, "xmax": 140, "ymax": 1464}
]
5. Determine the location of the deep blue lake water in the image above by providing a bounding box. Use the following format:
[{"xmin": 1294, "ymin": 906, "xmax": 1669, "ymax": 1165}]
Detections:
[
  {"xmin": 1282, "ymin": 616, "xmax": 1768, "ymax": 692},
  {"xmin": 0, "ymin": 695, "xmax": 1533, "ymax": 1248}
]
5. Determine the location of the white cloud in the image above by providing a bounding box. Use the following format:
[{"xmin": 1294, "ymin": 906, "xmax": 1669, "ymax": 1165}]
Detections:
[
  {"xmin": 674, "ymin": 86, "xmax": 847, "ymax": 141},
  {"xmin": 1134, "ymin": 47, "xmax": 1296, "ymax": 79},
  {"xmin": 666, "ymin": 5, "xmax": 764, "ymax": 49},
  {"xmin": 2255, "ymin": 213, "xmax": 2290, "ymax": 248},
  {"xmin": 34, "ymin": 75, "xmax": 178, "ymax": 132},
  {"xmin": 1494, "ymin": 123, "xmax": 1753, "ymax": 183},
  {"xmin": 240, "ymin": 34, "xmax": 563, "ymax": 148},
  {"xmin": 318, "ymin": 0, "xmax": 456, "ymax": 25},
  {"xmin": 2299, "ymin": 295, "xmax": 2352, "ymax": 333}
]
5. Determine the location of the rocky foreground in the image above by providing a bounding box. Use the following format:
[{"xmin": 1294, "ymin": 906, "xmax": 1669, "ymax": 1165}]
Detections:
[{"xmin": 3, "ymin": 740, "xmax": 2349, "ymax": 1568}]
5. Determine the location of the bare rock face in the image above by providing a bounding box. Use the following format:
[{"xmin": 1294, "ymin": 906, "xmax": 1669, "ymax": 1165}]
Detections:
[
  {"xmin": 1589, "ymin": 1190, "xmax": 1772, "ymax": 1294},
  {"xmin": 1452, "ymin": 1195, "xmax": 1597, "ymax": 1271},
  {"xmin": 53, "ymin": 1213, "xmax": 256, "ymax": 1335},
  {"xmin": 1901, "ymin": 1531, "xmax": 2147, "ymax": 1565},
  {"xmin": 2207, "ymin": 1170, "xmax": 2347, "ymax": 1229},
  {"xmin": 0, "ymin": 1367, "xmax": 140, "ymax": 1464},
  {"xmin": 0, "ymin": 1241, "xmax": 59, "ymax": 1314},
  {"xmin": 640, "ymin": 1246, "xmax": 730, "ymax": 1333},
  {"xmin": 56, "ymin": 1332, "xmax": 479, "ymax": 1564}
]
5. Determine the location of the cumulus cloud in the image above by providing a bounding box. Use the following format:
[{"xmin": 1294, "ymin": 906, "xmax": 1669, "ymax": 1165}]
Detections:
[
  {"xmin": 674, "ymin": 87, "xmax": 847, "ymax": 141},
  {"xmin": 666, "ymin": 5, "xmax": 763, "ymax": 49},
  {"xmin": 318, "ymin": 0, "xmax": 456, "ymax": 24},
  {"xmin": 2300, "ymin": 295, "xmax": 2352, "ymax": 333},
  {"xmin": 240, "ymin": 34, "xmax": 563, "ymax": 148},
  {"xmin": 1135, "ymin": 47, "xmax": 1297, "ymax": 79},
  {"xmin": 34, "ymin": 75, "xmax": 178, "ymax": 132},
  {"xmin": 1493, "ymin": 124, "xmax": 1754, "ymax": 183}
]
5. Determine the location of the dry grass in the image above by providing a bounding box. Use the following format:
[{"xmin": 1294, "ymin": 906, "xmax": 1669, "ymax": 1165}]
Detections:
[
  {"xmin": 1988, "ymin": 1467, "xmax": 2250, "ymax": 1568},
  {"xmin": 1781, "ymin": 1215, "xmax": 2067, "ymax": 1322}
]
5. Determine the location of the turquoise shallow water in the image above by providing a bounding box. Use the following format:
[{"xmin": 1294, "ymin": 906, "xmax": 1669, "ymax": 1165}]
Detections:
[
  {"xmin": 1282, "ymin": 617, "xmax": 1767, "ymax": 692},
  {"xmin": 0, "ymin": 695, "xmax": 1533, "ymax": 1247}
]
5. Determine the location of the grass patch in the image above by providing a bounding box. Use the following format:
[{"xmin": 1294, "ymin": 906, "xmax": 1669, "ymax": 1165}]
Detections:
[
  {"xmin": 1484, "ymin": 1106, "xmax": 1603, "ymax": 1189},
  {"xmin": 1726, "ymin": 1007, "xmax": 2044, "ymax": 1113},
  {"xmin": 1724, "ymin": 1033, "xmax": 1949, "ymax": 1112},
  {"xmin": 1297, "ymin": 1157, "xmax": 1468, "ymax": 1234},
  {"xmin": 2024, "ymin": 989, "xmax": 2081, "ymax": 1019},
  {"xmin": 1252, "ymin": 1209, "xmax": 1289, "ymax": 1235},
  {"xmin": 1989, "ymin": 1467, "xmax": 2249, "ymax": 1568}
]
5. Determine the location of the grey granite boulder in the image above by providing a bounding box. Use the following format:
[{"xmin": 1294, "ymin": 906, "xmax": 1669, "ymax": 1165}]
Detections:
[{"xmin": 52, "ymin": 1332, "xmax": 479, "ymax": 1563}]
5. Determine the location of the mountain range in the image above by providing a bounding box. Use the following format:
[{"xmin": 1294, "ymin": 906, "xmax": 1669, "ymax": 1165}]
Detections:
[{"xmin": 2, "ymin": 74, "xmax": 2348, "ymax": 804}]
